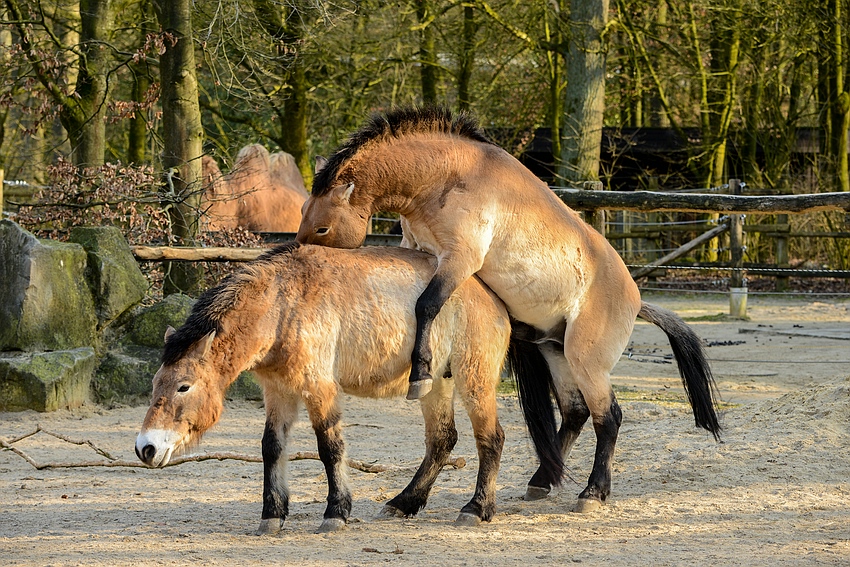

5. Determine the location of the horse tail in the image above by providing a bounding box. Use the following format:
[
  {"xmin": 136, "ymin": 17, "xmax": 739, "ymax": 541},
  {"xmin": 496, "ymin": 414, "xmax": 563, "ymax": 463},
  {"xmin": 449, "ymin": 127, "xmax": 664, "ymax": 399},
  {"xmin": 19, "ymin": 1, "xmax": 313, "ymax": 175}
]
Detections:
[
  {"xmin": 507, "ymin": 327, "xmax": 564, "ymax": 487},
  {"xmin": 637, "ymin": 301, "xmax": 722, "ymax": 440}
]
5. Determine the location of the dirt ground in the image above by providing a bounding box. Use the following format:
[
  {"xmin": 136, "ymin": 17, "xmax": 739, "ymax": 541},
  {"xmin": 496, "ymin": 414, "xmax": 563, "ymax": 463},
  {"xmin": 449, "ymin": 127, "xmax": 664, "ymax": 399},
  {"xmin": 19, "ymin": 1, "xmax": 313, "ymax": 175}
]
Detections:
[{"xmin": 1, "ymin": 292, "xmax": 849, "ymax": 566}]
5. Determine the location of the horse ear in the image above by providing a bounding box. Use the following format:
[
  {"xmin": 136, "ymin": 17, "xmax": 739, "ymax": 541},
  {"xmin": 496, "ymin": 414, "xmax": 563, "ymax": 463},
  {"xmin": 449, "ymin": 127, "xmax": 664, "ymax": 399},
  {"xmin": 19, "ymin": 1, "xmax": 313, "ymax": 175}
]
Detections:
[
  {"xmin": 315, "ymin": 156, "xmax": 328, "ymax": 174},
  {"xmin": 199, "ymin": 331, "xmax": 216, "ymax": 359},
  {"xmin": 335, "ymin": 182, "xmax": 355, "ymax": 203},
  {"xmin": 164, "ymin": 326, "xmax": 176, "ymax": 341}
]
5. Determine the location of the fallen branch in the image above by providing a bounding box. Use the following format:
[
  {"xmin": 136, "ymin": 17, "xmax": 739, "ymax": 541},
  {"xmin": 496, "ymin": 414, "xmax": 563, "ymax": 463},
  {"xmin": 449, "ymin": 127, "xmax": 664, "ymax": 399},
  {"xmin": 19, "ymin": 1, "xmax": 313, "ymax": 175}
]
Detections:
[{"xmin": 1, "ymin": 429, "xmax": 466, "ymax": 473}]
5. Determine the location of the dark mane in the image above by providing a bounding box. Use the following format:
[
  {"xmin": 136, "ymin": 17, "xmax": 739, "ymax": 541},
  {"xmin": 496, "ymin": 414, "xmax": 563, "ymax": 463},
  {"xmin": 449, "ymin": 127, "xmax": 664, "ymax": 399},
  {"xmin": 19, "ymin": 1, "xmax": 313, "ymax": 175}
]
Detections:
[
  {"xmin": 312, "ymin": 106, "xmax": 494, "ymax": 196},
  {"xmin": 161, "ymin": 242, "xmax": 302, "ymax": 365}
]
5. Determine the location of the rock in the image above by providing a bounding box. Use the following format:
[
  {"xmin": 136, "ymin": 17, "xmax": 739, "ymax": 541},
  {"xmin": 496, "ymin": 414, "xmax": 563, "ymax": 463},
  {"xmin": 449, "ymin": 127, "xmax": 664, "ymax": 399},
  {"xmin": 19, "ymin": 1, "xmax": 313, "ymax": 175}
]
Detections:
[
  {"xmin": 0, "ymin": 348, "xmax": 97, "ymax": 411},
  {"xmin": 69, "ymin": 226, "xmax": 148, "ymax": 327},
  {"xmin": 92, "ymin": 345, "xmax": 161, "ymax": 405},
  {"xmin": 94, "ymin": 344, "xmax": 263, "ymax": 404},
  {"xmin": 0, "ymin": 220, "xmax": 98, "ymax": 351},
  {"xmin": 126, "ymin": 294, "xmax": 195, "ymax": 349}
]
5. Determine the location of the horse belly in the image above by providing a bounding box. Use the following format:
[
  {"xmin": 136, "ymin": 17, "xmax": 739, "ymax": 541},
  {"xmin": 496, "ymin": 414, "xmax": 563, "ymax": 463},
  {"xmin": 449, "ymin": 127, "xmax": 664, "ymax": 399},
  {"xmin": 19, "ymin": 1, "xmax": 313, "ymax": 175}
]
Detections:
[{"xmin": 473, "ymin": 234, "xmax": 580, "ymax": 326}]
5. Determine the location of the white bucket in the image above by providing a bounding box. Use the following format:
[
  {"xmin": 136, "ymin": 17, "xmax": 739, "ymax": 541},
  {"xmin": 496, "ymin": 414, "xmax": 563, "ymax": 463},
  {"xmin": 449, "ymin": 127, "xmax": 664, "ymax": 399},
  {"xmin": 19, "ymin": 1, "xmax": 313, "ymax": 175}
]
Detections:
[{"xmin": 729, "ymin": 287, "xmax": 748, "ymax": 319}]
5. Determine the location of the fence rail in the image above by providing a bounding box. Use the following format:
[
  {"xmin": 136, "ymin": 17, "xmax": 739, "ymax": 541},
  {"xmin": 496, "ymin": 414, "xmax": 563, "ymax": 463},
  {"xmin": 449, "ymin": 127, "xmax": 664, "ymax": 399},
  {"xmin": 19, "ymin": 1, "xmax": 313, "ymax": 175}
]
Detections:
[{"xmin": 552, "ymin": 187, "xmax": 850, "ymax": 215}]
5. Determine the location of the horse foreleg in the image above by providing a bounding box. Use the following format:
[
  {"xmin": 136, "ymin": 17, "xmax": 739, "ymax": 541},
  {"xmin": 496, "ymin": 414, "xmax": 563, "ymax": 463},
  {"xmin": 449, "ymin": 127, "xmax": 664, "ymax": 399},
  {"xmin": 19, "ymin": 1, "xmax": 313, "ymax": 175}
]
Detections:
[
  {"xmin": 307, "ymin": 395, "xmax": 352, "ymax": 533},
  {"xmin": 408, "ymin": 256, "xmax": 482, "ymax": 400},
  {"xmin": 258, "ymin": 391, "xmax": 299, "ymax": 535},
  {"xmin": 382, "ymin": 378, "xmax": 457, "ymax": 517}
]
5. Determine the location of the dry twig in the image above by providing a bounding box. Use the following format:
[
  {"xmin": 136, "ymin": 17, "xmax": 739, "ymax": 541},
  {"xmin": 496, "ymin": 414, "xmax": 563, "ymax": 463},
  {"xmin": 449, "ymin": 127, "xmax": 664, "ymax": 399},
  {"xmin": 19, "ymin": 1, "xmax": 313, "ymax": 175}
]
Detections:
[{"xmin": 1, "ymin": 428, "xmax": 466, "ymax": 473}]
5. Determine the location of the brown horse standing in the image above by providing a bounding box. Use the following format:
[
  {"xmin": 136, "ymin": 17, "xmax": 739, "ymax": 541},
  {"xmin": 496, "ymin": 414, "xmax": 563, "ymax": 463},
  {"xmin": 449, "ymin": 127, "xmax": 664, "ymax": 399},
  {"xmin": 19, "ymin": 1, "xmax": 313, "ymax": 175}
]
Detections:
[
  {"xmin": 296, "ymin": 107, "xmax": 721, "ymax": 511},
  {"xmin": 135, "ymin": 243, "xmax": 562, "ymax": 533},
  {"xmin": 203, "ymin": 144, "xmax": 308, "ymax": 232}
]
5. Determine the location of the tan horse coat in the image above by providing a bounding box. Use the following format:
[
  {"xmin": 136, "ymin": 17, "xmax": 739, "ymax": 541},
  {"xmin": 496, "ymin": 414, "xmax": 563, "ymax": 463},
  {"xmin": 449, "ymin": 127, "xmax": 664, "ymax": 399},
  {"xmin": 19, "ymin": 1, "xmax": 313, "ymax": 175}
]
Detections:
[
  {"xmin": 296, "ymin": 107, "xmax": 719, "ymax": 509},
  {"xmin": 203, "ymin": 144, "xmax": 307, "ymax": 232},
  {"xmin": 134, "ymin": 243, "xmax": 561, "ymax": 532}
]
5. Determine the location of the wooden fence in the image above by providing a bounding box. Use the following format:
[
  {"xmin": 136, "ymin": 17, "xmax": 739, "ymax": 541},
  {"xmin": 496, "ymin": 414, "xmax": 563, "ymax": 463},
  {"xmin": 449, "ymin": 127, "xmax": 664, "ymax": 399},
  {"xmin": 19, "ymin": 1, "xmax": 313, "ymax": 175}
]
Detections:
[{"xmin": 131, "ymin": 180, "xmax": 850, "ymax": 292}]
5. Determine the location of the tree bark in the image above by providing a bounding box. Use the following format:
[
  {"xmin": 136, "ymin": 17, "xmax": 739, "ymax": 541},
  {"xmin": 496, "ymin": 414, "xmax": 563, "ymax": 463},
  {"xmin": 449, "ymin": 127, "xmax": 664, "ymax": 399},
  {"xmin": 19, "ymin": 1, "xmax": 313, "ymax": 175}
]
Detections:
[
  {"xmin": 252, "ymin": 0, "xmax": 312, "ymax": 187},
  {"xmin": 417, "ymin": 0, "xmax": 439, "ymax": 104},
  {"xmin": 154, "ymin": 0, "xmax": 204, "ymax": 295},
  {"xmin": 457, "ymin": 5, "xmax": 477, "ymax": 111},
  {"xmin": 560, "ymin": 0, "xmax": 609, "ymax": 183},
  {"xmin": 5, "ymin": 0, "xmax": 112, "ymax": 168}
]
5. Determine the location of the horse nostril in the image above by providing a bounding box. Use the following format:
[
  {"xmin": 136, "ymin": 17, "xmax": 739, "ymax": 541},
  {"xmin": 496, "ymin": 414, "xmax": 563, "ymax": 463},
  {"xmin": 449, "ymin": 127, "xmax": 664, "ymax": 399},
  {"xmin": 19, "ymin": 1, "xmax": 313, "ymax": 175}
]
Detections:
[{"xmin": 141, "ymin": 444, "xmax": 157, "ymax": 464}]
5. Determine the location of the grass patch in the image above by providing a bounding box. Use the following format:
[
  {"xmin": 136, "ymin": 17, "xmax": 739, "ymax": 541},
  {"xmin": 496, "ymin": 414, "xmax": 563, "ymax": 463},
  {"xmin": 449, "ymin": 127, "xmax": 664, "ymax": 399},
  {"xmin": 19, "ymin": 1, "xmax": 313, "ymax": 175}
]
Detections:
[{"xmin": 683, "ymin": 312, "xmax": 750, "ymax": 322}]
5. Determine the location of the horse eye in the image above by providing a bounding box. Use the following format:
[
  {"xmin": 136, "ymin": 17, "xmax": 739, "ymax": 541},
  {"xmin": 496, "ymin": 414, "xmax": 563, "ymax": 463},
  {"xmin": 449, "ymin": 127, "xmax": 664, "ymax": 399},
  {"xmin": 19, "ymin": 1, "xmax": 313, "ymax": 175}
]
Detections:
[
  {"xmin": 177, "ymin": 384, "xmax": 191, "ymax": 393},
  {"xmin": 315, "ymin": 227, "xmax": 330, "ymax": 235}
]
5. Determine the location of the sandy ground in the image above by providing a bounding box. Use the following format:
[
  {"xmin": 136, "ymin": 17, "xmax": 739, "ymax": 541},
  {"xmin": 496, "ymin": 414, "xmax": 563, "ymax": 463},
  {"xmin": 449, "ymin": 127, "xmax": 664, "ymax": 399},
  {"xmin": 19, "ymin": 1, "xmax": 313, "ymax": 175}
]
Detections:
[{"xmin": 1, "ymin": 293, "xmax": 849, "ymax": 566}]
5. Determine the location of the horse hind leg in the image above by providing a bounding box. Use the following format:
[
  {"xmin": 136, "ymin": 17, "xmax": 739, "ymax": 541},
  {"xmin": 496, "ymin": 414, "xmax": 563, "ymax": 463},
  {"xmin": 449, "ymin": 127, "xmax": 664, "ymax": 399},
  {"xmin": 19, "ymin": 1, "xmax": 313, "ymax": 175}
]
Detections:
[
  {"xmin": 258, "ymin": 391, "xmax": 299, "ymax": 535},
  {"xmin": 546, "ymin": 310, "xmax": 633, "ymax": 512},
  {"xmin": 525, "ymin": 377, "xmax": 590, "ymax": 501},
  {"xmin": 456, "ymin": 398, "xmax": 504, "ymax": 526},
  {"xmin": 382, "ymin": 376, "xmax": 458, "ymax": 518}
]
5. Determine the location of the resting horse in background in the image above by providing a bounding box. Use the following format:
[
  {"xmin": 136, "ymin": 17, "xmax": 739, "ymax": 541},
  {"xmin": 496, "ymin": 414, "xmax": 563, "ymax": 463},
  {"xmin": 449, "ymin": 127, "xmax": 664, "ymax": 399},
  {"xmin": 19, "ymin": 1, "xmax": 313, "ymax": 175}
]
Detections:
[
  {"xmin": 296, "ymin": 107, "xmax": 722, "ymax": 512},
  {"xmin": 203, "ymin": 144, "xmax": 308, "ymax": 232},
  {"xmin": 135, "ymin": 243, "xmax": 562, "ymax": 533}
]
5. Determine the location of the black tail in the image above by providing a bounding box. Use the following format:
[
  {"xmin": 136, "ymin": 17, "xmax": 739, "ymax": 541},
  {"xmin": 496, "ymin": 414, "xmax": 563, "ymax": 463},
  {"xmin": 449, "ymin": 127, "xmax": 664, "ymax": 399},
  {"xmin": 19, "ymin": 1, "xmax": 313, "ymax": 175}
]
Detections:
[
  {"xmin": 507, "ymin": 327, "xmax": 564, "ymax": 486},
  {"xmin": 638, "ymin": 302, "xmax": 722, "ymax": 440}
]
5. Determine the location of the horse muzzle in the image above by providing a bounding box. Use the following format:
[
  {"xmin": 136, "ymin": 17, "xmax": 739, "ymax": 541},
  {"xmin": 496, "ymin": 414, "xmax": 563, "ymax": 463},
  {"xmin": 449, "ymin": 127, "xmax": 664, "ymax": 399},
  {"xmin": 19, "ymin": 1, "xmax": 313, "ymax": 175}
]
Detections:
[{"xmin": 135, "ymin": 429, "xmax": 181, "ymax": 468}]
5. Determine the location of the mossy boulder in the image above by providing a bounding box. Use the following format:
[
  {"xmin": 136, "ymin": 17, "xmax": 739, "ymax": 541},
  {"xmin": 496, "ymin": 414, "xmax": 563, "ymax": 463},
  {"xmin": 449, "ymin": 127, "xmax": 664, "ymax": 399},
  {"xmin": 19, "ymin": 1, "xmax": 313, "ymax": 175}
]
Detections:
[
  {"xmin": 0, "ymin": 348, "xmax": 97, "ymax": 411},
  {"xmin": 69, "ymin": 226, "xmax": 148, "ymax": 327},
  {"xmin": 126, "ymin": 294, "xmax": 195, "ymax": 349},
  {"xmin": 0, "ymin": 220, "xmax": 97, "ymax": 351},
  {"xmin": 95, "ymin": 345, "xmax": 263, "ymax": 404},
  {"xmin": 93, "ymin": 344, "xmax": 161, "ymax": 405}
]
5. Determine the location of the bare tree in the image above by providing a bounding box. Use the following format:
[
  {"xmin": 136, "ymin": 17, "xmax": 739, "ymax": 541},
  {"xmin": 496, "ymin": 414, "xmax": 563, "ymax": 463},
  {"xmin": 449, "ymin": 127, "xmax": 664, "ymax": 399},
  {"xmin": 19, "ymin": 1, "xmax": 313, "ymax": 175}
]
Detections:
[{"xmin": 154, "ymin": 0, "xmax": 204, "ymax": 294}]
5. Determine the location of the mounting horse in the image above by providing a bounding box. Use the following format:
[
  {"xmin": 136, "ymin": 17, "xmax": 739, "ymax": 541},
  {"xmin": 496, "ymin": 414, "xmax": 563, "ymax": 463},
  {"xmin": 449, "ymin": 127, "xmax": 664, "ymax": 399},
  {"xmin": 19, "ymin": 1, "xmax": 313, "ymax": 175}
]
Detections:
[
  {"xmin": 203, "ymin": 144, "xmax": 308, "ymax": 233},
  {"xmin": 296, "ymin": 107, "xmax": 721, "ymax": 512},
  {"xmin": 135, "ymin": 243, "xmax": 562, "ymax": 533}
]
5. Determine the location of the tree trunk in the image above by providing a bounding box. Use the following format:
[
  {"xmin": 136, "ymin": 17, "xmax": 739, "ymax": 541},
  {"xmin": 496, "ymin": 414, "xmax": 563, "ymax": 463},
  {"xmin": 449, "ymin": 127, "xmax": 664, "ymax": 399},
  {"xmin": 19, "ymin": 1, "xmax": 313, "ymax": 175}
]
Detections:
[
  {"xmin": 5, "ymin": 0, "xmax": 111, "ymax": 169},
  {"xmin": 154, "ymin": 0, "xmax": 204, "ymax": 295},
  {"xmin": 560, "ymin": 0, "xmax": 609, "ymax": 183},
  {"xmin": 252, "ymin": 0, "xmax": 312, "ymax": 187},
  {"xmin": 457, "ymin": 4, "xmax": 476, "ymax": 112},
  {"xmin": 63, "ymin": 0, "xmax": 111, "ymax": 168},
  {"xmin": 128, "ymin": 64, "xmax": 149, "ymax": 164},
  {"xmin": 417, "ymin": 0, "xmax": 439, "ymax": 104}
]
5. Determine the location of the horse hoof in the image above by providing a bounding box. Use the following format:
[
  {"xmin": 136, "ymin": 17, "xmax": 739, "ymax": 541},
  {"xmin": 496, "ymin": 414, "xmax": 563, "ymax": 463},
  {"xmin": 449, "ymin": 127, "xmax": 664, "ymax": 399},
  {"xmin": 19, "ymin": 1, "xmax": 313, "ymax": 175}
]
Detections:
[
  {"xmin": 573, "ymin": 498, "xmax": 603, "ymax": 514},
  {"xmin": 377, "ymin": 505, "xmax": 406, "ymax": 519},
  {"xmin": 406, "ymin": 379, "xmax": 433, "ymax": 400},
  {"xmin": 256, "ymin": 518, "xmax": 281, "ymax": 535},
  {"xmin": 524, "ymin": 486, "xmax": 551, "ymax": 501},
  {"xmin": 316, "ymin": 518, "xmax": 346, "ymax": 533},
  {"xmin": 455, "ymin": 512, "xmax": 482, "ymax": 526}
]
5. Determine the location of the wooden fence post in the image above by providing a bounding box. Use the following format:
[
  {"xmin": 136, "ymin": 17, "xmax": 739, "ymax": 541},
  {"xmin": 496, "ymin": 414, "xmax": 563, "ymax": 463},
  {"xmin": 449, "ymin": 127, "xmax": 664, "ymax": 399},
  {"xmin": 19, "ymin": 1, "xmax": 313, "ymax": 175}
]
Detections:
[
  {"xmin": 582, "ymin": 180, "xmax": 605, "ymax": 234},
  {"xmin": 646, "ymin": 176, "xmax": 659, "ymax": 265},
  {"xmin": 728, "ymin": 179, "xmax": 747, "ymax": 318},
  {"xmin": 775, "ymin": 213, "xmax": 789, "ymax": 291}
]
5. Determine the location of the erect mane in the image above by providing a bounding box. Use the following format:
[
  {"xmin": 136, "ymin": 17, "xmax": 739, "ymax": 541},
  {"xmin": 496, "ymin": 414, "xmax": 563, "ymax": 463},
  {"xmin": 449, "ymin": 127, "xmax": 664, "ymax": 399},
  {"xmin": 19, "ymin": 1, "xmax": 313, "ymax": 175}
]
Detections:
[
  {"xmin": 161, "ymin": 242, "xmax": 301, "ymax": 366},
  {"xmin": 312, "ymin": 106, "xmax": 494, "ymax": 196}
]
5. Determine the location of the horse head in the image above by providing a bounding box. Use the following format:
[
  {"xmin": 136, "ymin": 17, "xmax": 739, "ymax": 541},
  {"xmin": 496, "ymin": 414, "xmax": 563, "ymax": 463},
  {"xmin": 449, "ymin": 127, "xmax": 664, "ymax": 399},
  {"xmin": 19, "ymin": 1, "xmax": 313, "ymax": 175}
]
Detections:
[
  {"xmin": 135, "ymin": 327, "xmax": 224, "ymax": 467},
  {"xmin": 296, "ymin": 180, "xmax": 369, "ymax": 248}
]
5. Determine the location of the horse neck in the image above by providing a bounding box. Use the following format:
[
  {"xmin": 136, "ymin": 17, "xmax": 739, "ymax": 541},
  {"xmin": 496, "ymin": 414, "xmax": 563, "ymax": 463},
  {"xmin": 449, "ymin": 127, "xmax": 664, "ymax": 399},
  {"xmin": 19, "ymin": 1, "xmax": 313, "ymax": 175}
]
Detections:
[
  {"xmin": 207, "ymin": 285, "xmax": 279, "ymax": 391},
  {"xmin": 355, "ymin": 135, "xmax": 474, "ymax": 214}
]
